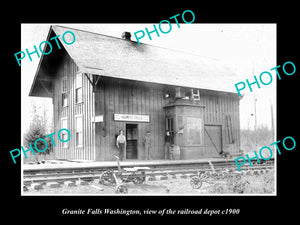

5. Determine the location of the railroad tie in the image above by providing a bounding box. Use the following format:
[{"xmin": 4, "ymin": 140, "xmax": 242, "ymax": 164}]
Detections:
[
  {"xmin": 47, "ymin": 182, "xmax": 61, "ymax": 188},
  {"xmin": 76, "ymin": 179, "xmax": 89, "ymax": 186},
  {"xmin": 64, "ymin": 181, "xmax": 77, "ymax": 187},
  {"xmin": 31, "ymin": 183, "xmax": 43, "ymax": 190},
  {"xmin": 157, "ymin": 175, "xmax": 168, "ymax": 180},
  {"xmin": 180, "ymin": 174, "xmax": 188, "ymax": 179},
  {"xmin": 186, "ymin": 173, "xmax": 196, "ymax": 178},
  {"xmin": 147, "ymin": 176, "xmax": 156, "ymax": 181},
  {"xmin": 170, "ymin": 174, "xmax": 177, "ymax": 179}
]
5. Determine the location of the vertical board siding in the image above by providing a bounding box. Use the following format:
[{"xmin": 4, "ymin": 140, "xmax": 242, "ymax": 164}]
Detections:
[
  {"xmin": 53, "ymin": 55, "xmax": 240, "ymax": 161},
  {"xmin": 89, "ymin": 78, "xmax": 240, "ymax": 161},
  {"xmin": 53, "ymin": 53, "xmax": 95, "ymax": 161},
  {"xmin": 94, "ymin": 79, "xmax": 166, "ymax": 161},
  {"xmin": 201, "ymin": 91, "xmax": 240, "ymax": 153}
]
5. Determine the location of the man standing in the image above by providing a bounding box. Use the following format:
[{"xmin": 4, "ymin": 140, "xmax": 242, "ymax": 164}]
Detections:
[
  {"xmin": 116, "ymin": 129, "xmax": 126, "ymax": 161},
  {"xmin": 165, "ymin": 131, "xmax": 173, "ymax": 160},
  {"xmin": 143, "ymin": 131, "xmax": 152, "ymax": 160}
]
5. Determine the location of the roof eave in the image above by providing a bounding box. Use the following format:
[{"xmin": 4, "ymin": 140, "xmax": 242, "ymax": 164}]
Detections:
[{"xmin": 28, "ymin": 26, "xmax": 55, "ymax": 97}]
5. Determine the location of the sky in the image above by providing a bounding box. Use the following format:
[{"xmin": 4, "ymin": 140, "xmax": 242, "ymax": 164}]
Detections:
[{"xmin": 21, "ymin": 23, "xmax": 276, "ymax": 133}]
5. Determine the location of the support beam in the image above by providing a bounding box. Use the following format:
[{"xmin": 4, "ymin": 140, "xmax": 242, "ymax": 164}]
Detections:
[
  {"xmin": 39, "ymin": 79, "xmax": 52, "ymax": 97},
  {"xmin": 84, "ymin": 73, "xmax": 94, "ymax": 86},
  {"xmin": 84, "ymin": 73, "xmax": 101, "ymax": 92}
]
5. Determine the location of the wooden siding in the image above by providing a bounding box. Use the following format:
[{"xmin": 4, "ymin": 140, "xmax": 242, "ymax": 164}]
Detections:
[
  {"xmin": 94, "ymin": 78, "xmax": 166, "ymax": 161},
  {"xmin": 164, "ymin": 91, "xmax": 240, "ymax": 160},
  {"xmin": 52, "ymin": 54, "xmax": 240, "ymax": 161},
  {"xmin": 201, "ymin": 91, "xmax": 240, "ymax": 153},
  {"xmin": 52, "ymin": 53, "xmax": 95, "ymax": 161},
  {"xmin": 93, "ymin": 79, "xmax": 240, "ymax": 161}
]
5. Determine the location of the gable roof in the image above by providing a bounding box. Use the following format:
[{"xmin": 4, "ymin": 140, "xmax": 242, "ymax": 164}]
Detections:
[{"xmin": 30, "ymin": 25, "xmax": 238, "ymax": 97}]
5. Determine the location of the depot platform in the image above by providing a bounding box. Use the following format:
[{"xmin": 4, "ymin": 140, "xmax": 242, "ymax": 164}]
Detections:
[{"xmin": 22, "ymin": 157, "xmax": 234, "ymax": 172}]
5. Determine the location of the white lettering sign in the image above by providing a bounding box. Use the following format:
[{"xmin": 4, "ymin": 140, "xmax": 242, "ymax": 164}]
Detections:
[
  {"xmin": 93, "ymin": 115, "xmax": 103, "ymax": 122},
  {"xmin": 114, "ymin": 114, "xmax": 150, "ymax": 122}
]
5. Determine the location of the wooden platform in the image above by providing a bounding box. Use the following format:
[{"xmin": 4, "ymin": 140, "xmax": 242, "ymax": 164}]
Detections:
[{"xmin": 23, "ymin": 157, "xmax": 234, "ymax": 172}]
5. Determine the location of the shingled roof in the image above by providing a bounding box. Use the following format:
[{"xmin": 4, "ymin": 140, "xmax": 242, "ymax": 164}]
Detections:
[{"xmin": 30, "ymin": 25, "xmax": 238, "ymax": 97}]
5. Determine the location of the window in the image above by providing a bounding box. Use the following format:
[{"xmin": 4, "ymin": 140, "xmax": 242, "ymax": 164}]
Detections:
[
  {"xmin": 191, "ymin": 89, "xmax": 200, "ymax": 101},
  {"xmin": 75, "ymin": 116, "xmax": 83, "ymax": 147},
  {"xmin": 62, "ymin": 93, "xmax": 67, "ymax": 107},
  {"xmin": 75, "ymin": 73, "xmax": 82, "ymax": 103},
  {"xmin": 61, "ymin": 118, "xmax": 68, "ymax": 148},
  {"xmin": 76, "ymin": 88, "xmax": 82, "ymax": 103},
  {"xmin": 62, "ymin": 77, "xmax": 68, "ymax": 107},
  {"xmin": 62, "ymin": 79, "xmax": 67, "ymax": 93},
  {"xmin": 166, "ymin": 117, "xmax": 174, "ymax": 136}
]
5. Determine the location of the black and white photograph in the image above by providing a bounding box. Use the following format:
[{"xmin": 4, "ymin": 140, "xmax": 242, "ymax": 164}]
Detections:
[
  {"xmin": 3, "ymin": 4, "xmax": 298, "ymax": 221},
  {"xmin": 20, "ymin": 23, "xmax": 277, "ymax": 196}
]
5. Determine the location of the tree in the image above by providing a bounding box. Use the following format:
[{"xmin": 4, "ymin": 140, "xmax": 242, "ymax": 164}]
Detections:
[
  {"xmin": 23, "ymin": 102, "xmax": 52, "ymax": 162},
  {"xmin": 23, "ymin": 119, "xmax": 47, "ymax": 152}
]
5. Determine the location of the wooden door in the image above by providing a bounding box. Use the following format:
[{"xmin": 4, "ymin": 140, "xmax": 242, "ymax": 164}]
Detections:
[
  {"xmin": 204, "ymin": 124, "xmax": 222, "ymax": 157},
  {"xmin": 126, "ymin": 124, "xmax": 138, "ymax": 159}
]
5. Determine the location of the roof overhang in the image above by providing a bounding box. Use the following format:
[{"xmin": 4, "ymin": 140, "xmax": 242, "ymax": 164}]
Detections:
[
  {"xmin": 29, "ymin": 26, "xmax": 66, "ymax": 97},
  {"xmin": 29, "ymin": 25, "xmax": 240, "ymax": 98}
]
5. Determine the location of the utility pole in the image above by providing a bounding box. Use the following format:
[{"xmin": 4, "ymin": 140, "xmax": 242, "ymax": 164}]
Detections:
[
  {"xmin": 270, "ymin": 101, "xmax": 274, "ymax": 131},
  {"xmin": 252, "ymin": 60, "xmax": 258, "ymax": 149},
  {"xmin": 253, "ymin": 93, "xmax": 257, "ymax": 149},
  {"xmin": 253, "ymin": 94, "xmax": 257, "ymax": 131},
  {"xmin": 247, "ymin": 117, "xmax": 250, "ymax": 130}
]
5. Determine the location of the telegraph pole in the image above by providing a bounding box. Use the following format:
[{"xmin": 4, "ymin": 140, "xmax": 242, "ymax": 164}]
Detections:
[
  {"xmin": 253, "ymin": 93, "xmax": 257, "ymax": 149},
  {"xmin": 252, "ymin": 60, "xmax": 258, "ymax": 149},
  {"xmin": 270, "ymin": 101, "xmax": 274, "ymax": 131},
  {"xmin": 253, "ymin": 94, "xmax": 257, "ymax": 131}
]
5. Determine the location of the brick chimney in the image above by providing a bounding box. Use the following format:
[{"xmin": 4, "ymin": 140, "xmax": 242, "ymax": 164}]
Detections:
[{"xmin": 121, "ymin": 31, "xmax": 131, "ymax": 40}]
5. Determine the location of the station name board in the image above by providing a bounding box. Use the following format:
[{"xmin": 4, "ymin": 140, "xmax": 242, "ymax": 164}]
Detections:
[{"xmin": 114, "ymin": 114, "xmax": 150, "ymax": 122}]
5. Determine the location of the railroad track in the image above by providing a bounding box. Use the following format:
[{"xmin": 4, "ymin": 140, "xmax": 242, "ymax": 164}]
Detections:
[{"xmin": 23, "ymin": 158, "xmax": 274, "ymax": 188}]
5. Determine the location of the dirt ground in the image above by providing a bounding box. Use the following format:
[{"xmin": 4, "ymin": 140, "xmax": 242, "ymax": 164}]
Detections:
[{"xmin": 23, "ymin": 170, "xmax": 275, "ymax": 195}]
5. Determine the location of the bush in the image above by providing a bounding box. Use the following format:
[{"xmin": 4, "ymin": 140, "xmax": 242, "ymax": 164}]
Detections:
[
  {"xmin": 23, "ymin": 113, "xmax": 53, "ymax": 163},
  {"xmin": 209, "ymin": 170, "xmax": 275, "ymax": 194}
]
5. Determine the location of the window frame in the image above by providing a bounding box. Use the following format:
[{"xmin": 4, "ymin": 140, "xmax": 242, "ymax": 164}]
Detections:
[
  {"xmin": 75, "ymin": 115, "xmax": 83, "ymax": 147},
  {"xmin": 75, "ymin": 73, "xmax": 83, "ymax": 104},
  {"xmin": 61, "ymin": 117, "xmax": 68, "ymax": 148},
  {"xmin": 166, "ymin": 117, "xmax": 174, "ymax": 137},
  {"xmin": 62, "ymin": 92, "xmax": 68, "ymax": 107},
  {"xmin": 62, "ymin": 67, "xmax": 68, "ymax": 107}
]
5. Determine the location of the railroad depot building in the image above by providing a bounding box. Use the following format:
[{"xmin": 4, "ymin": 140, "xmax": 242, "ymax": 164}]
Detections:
[{"xmin": 29, "ymin": 25, "xmax": 241, "ymax": 161}]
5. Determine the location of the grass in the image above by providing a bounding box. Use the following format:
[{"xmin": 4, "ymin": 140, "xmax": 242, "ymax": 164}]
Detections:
[
  {"xmin": 24, "ymin": 170, "xmax": 275, "ymax": 195},
  {"xmin": 209, "ymin": 170, "xmax": 275, "ymax": 194}
]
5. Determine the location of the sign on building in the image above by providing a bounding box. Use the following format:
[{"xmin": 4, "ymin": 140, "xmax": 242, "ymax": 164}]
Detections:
[{"xmin": 114, "ymin": 114, "xmax": 150, "ymax": 122}]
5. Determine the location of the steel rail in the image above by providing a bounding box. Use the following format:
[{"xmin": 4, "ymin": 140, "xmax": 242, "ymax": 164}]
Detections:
[{"xmin": 23, "ymin": 159, "xmax": 274, "ymax": 185}]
